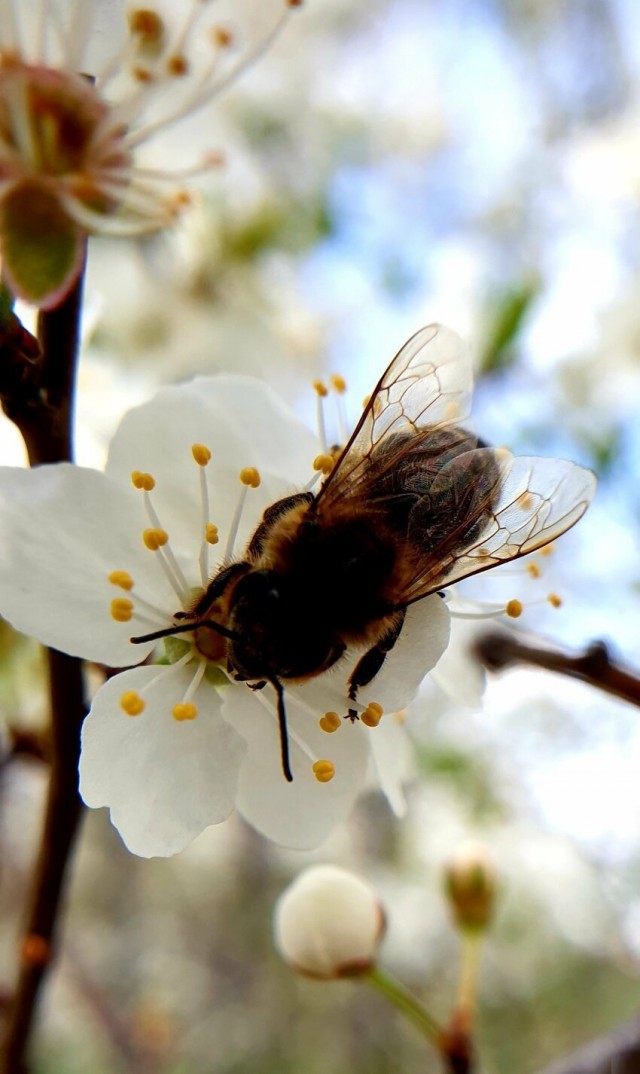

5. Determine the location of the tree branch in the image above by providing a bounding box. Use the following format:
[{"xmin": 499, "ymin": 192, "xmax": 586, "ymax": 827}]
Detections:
[
  {"xmin": 0, "ymin": 256, "xmax": 89, "ymax": 1074},
  {"xmin": 473, "ymin": 633, "xmax": 640, "ymax": 709}
]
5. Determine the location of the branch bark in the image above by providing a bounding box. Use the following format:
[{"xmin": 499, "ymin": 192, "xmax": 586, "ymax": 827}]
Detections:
[{"xmin": 0, "ymin": 258, "xmax": 89, "ymax": 1074}]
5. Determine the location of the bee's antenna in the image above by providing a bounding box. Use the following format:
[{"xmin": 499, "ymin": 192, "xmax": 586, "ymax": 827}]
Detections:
[
  {"xmin": 269, "ymin": 677, "xmax": 293, "ymax": 782},
  {"xmin": 130, "ymin": 619, "xmax": 240, "ymax": 645}
]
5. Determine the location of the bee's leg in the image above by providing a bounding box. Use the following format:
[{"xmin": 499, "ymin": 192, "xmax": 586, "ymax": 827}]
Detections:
[
  {"xmin": 247, "ymin": 680, "xmax": 267, "ymax": 691},
  {"xmin": 247, "ymin": 492, "xmax": 314, "ymax": 558},
  {"xmin": 346, "ymin": 610, "xmax": 406, "ymax": 721}
]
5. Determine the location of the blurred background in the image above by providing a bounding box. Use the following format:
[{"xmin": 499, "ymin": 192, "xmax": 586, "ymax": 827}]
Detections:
[{"xmin": 2, "ymin": 0, "xmax": 640, "ymax": 1070}]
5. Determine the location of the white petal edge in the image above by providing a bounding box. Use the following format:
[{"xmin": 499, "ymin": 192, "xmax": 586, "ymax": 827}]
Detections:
[
  {"xmin": 80, "ymin": 663, "xmax": 246, "ymax": 857},
  {"xmin": 0, "ymin": 465, "xmax": 164, "ymax": 665},
  {"xmin": 223, "ymin": 682, "xmax": 370, "ymax": 850}
]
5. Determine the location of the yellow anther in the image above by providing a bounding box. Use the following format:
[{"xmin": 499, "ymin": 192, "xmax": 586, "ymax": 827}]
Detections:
[
  {"xmin": 445, "ymin": 401, "xmax": 459, "ymax": 420},
  {"xmin": 312, "ymin": 759, "xmax": 335, "ymax": 783},
  {"xmin": 330, "ymin": 373, "xmax": 347, "ymax": 394},
  {"xmin": 505, "ymin": 599, "xmax": 523, "ymax": 619},
  {"xmin": 394, "ymin": 709, "xmax": 407, "ymax": 725},
  {"xmin": 132, "ymin": 66, "xmax": 154, "ymax": 83},
  {"xmin": 212, "ymin": 25, "xmax": 233, "ymax": 47},
  {"xmin": 518, "ymin": 492, "xmax": 534, "ymax": 510},
  {"xmin": 313, "ymin": 454, "xmax": 334, "ymax": 475},
  {"xmin": 143, "ymin": 527, "xmax": 169, "ymax": 550},
  {"xmin": 206, "ymin": 523, "xmax": 219, "ymax": 545},
  {"xmin": 526, "ymin": 562, "xmax": 541, "ymax": 579},
  {"xmin": 539, "ymin": 543, "xmax": 554, "ymax": 557},
  {"xmin": 173, "ymin": 702, "xmax": 198, "ymax": 721},
  {"xmin": 120, "ymin": 691, "xmax": 145, "ymax": 716},
  {"xmin": 312, "ymin": 379, "xmax": 328, "ymax": 398},
  {"xmin": 361, "ymin": 702, "xmax": 384, "ymax": 728},
  {"xmin": 109, "ymin": 570, "xmax": 134, "ymax": 591},
  {"xmin": 167, "ymin": 53, "xmax": 188, "ymax": 76},
  {"xmin": 319, "ymin": 711, "xmax": 341, "ymax": 733},
  {"xmin": 240, "ymin": 467, "xmax": 261, "ymax": 488},
  {"xmin": 476, "ymin": 548, "xmax": 491, "ymax": 558},
  {"xmin": 131, "ymin": 470, "xmax": 156, "ymax": 492},
  {"xmin": 192, "ymin": 443, "xmax": 212, "ymax": 466},
  {"xmin": 111, "ymin": 598, "xmax": 134, "ymax": 622},
  {"xmin": 128, "ymin": 9, "xmax": 164, "ymax": 41},
  {"xmin": 547, "ymin": 593, "xmax": 563, "ymax": 608}
]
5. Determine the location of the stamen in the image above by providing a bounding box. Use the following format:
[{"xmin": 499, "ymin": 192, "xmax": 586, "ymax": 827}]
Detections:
[
  {"xmin": 313, "ymin": 379, "xmax": 328, "ymax": 454},
  {"xmin": 319, "ymin": 711, "xmax": 341, "ymax": 733},
  {"xmin": 111, "ymin": 598, "xmax": 134, "ymax": 622},
  {"xmin": 123, "ymin": 2, "xmax": 298, "ymax": 151},
  {"xmin": 539, "ymin": 544, "xmax": 554, "ymax": 557},
  {"xmin": 505, "ymin": 599, "xmax": 523, "ymax": 619},
  {"xmin": 224, "ymin": 468, "xmax": 261, "ymax": 562},
  {"xmin": 109, "ymin": 570, "xmax": 134, "ymax": 590},
  {"xmin": 133, "ymin": 479, "xmax": 190, "ymax": 600},
  {"xmin": 547, "ymin": 593, "xmax": 562, "ymax": 608},
  {"xmin": 330, "ymin": 373, "xmax": 348, "ymax": 444},
  {"xmin": 120, "ymin": 690, "xmax": 146, "ymax": 716},
  {"xmin": 131, "ymin": 470, "xmax": 156, "ymax": 491},
  {"xmin": 313, "ymin": 453, "xmax": 334, "ymax": 476},
  {"xmin": 312, "ymin": 759, "xmax": 335, "ymax": 783},
  {"xmin": 361, "ymin": 702, "xmax": 383, "ymax": 728},
  {"xmin": 142, "ymin": 527, "xmax": 168, "ymax": 550},
  {"xmin": 192, "ymin": 443, "xmax": 213, "ymax": 586},
  {"xmin": 240, "ymin": 467, "xmax": 261, "ymax": 488},
  {"xmin": 526, "ymin": 562, "xmax": 541, "ymax": 579},
  {"xmin": 173, "ymin": 702, "xmax": 198, "ymax": 721},
  {"xmin": 171, "ymin": 658, "xmax": 208, "ymax": 723},
  {"xmin": 206, "ymin": 524, "xmax": 219, "ymax": 544}
]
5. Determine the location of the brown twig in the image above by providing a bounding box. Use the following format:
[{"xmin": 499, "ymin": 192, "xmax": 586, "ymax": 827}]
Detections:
[
  {"xmin": 473, "ymin": 633, "xmax": 640, "ymax": 709},
  {"xmin": 0, "ymin": 256, "xmax": 89, "ymax": 1074}
]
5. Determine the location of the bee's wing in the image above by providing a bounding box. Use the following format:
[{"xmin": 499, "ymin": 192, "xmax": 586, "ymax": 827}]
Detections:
[
  {"xmin": 315, "ymin": 323, "xmax": 473, "ymax": 505},
  {"xmin": 401, "ymin": 453, "xmax": 596, "ymax": 604}
]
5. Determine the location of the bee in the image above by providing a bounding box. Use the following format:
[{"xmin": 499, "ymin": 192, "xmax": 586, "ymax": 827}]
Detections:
[{"xmin": 133, "ymin": 324, "xmax": 595, "ymax": 781}]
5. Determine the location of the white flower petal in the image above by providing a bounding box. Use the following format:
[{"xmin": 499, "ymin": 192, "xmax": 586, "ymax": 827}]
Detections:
[
  {"xmin": 430, "ymin": 615, "xmax": 486, "ymax": 708},
  {"xmin": 357, "ymin": 595, "xmax": 451, "ymax": 712},
  {"xmin": 80, "ymin": 664, "xmax": 246, "ymax": 857},
  {"xmin": 0, "ymin": 464, "xmax": 166, "ymax": 665},
  {"xmin": 104, "ymin": 376, "xmax": 319, "ymax": 568},
  {"xmin": 367, "ymin": 716, "xmax": 414, "ymax": 817},
  {"xmin": 223, "ymin": 683, "xmax": 370, "ymax": 849}
]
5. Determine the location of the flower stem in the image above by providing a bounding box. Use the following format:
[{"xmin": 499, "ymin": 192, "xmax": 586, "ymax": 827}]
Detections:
[
  {"xmin": 0, "ymin": 254, "xmax": 89, "ymax": 1074},
  {"xmin": 366, "ymin": 966, "xmax": 443, "ymax": 1044}
]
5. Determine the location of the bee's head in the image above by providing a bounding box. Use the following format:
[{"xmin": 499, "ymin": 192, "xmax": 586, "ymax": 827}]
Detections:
[{"xmin": 227, "ymin": 569, "xmax": 333, "ymax": 682}]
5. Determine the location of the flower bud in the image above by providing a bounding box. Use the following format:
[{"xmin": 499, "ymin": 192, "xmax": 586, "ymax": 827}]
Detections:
[
  {"xmin": 274, "ymin": 865, "xmax": 386, "ymax": 980},
  {"xmin": 444, "ymin": 843, "xmax": 497, "ymax": 932}
]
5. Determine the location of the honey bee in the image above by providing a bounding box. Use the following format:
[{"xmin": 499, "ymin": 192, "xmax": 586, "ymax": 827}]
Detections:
[{"xmin": 133, "ymin": 324, "xmax": 595, "ymax": 781}]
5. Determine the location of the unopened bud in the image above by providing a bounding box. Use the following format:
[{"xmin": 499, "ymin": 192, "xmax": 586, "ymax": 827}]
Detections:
[
  {"xmin": 274, "ymin": 865, "xmax": 385, "ymax": 980},
  {"xmin": 444, "ymin": 843, "xmax": 497, "ymax": 932}
]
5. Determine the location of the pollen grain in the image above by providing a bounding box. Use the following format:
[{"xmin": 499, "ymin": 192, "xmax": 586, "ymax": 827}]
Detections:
[
  {"xmin": 312, "ymin": 760, "xmax": 336, "ymax": 783},
  {"xmin": 143, "ymin": 527, "xmax": 169, "ymax": 550},
  {"xmin": 240, "ymin": 467, "xmax": 261, "ymax": 488},
  {"xmin": 192, "ymin": 443, "xmax": 212, "ymax": 466},
  {"xmin": 131, "ymin": 471, "xmax": 156, "ymax": 491},
  {"xmin": 109, "ymin": 570, "xmax": 134, "ymax": 590},
  {"xmin": 173, "ymin": 702, "xmax": 198, "ymax": 721},
  {"xmin": 111, "ymin": 598, "xmax": 134, "ymax": 622},
  {"xmin": 319, "ymin": 711, "xmax": 341, "ymax": 733},
  {"xmin": 120, "ymin": 691, "xmax": 146, "ymax": 716}
]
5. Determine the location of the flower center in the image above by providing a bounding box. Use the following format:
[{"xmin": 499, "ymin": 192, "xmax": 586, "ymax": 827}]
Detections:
[{"xmin": 0, "ymin": 58, "xmax": 131, "ymax": 206}]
